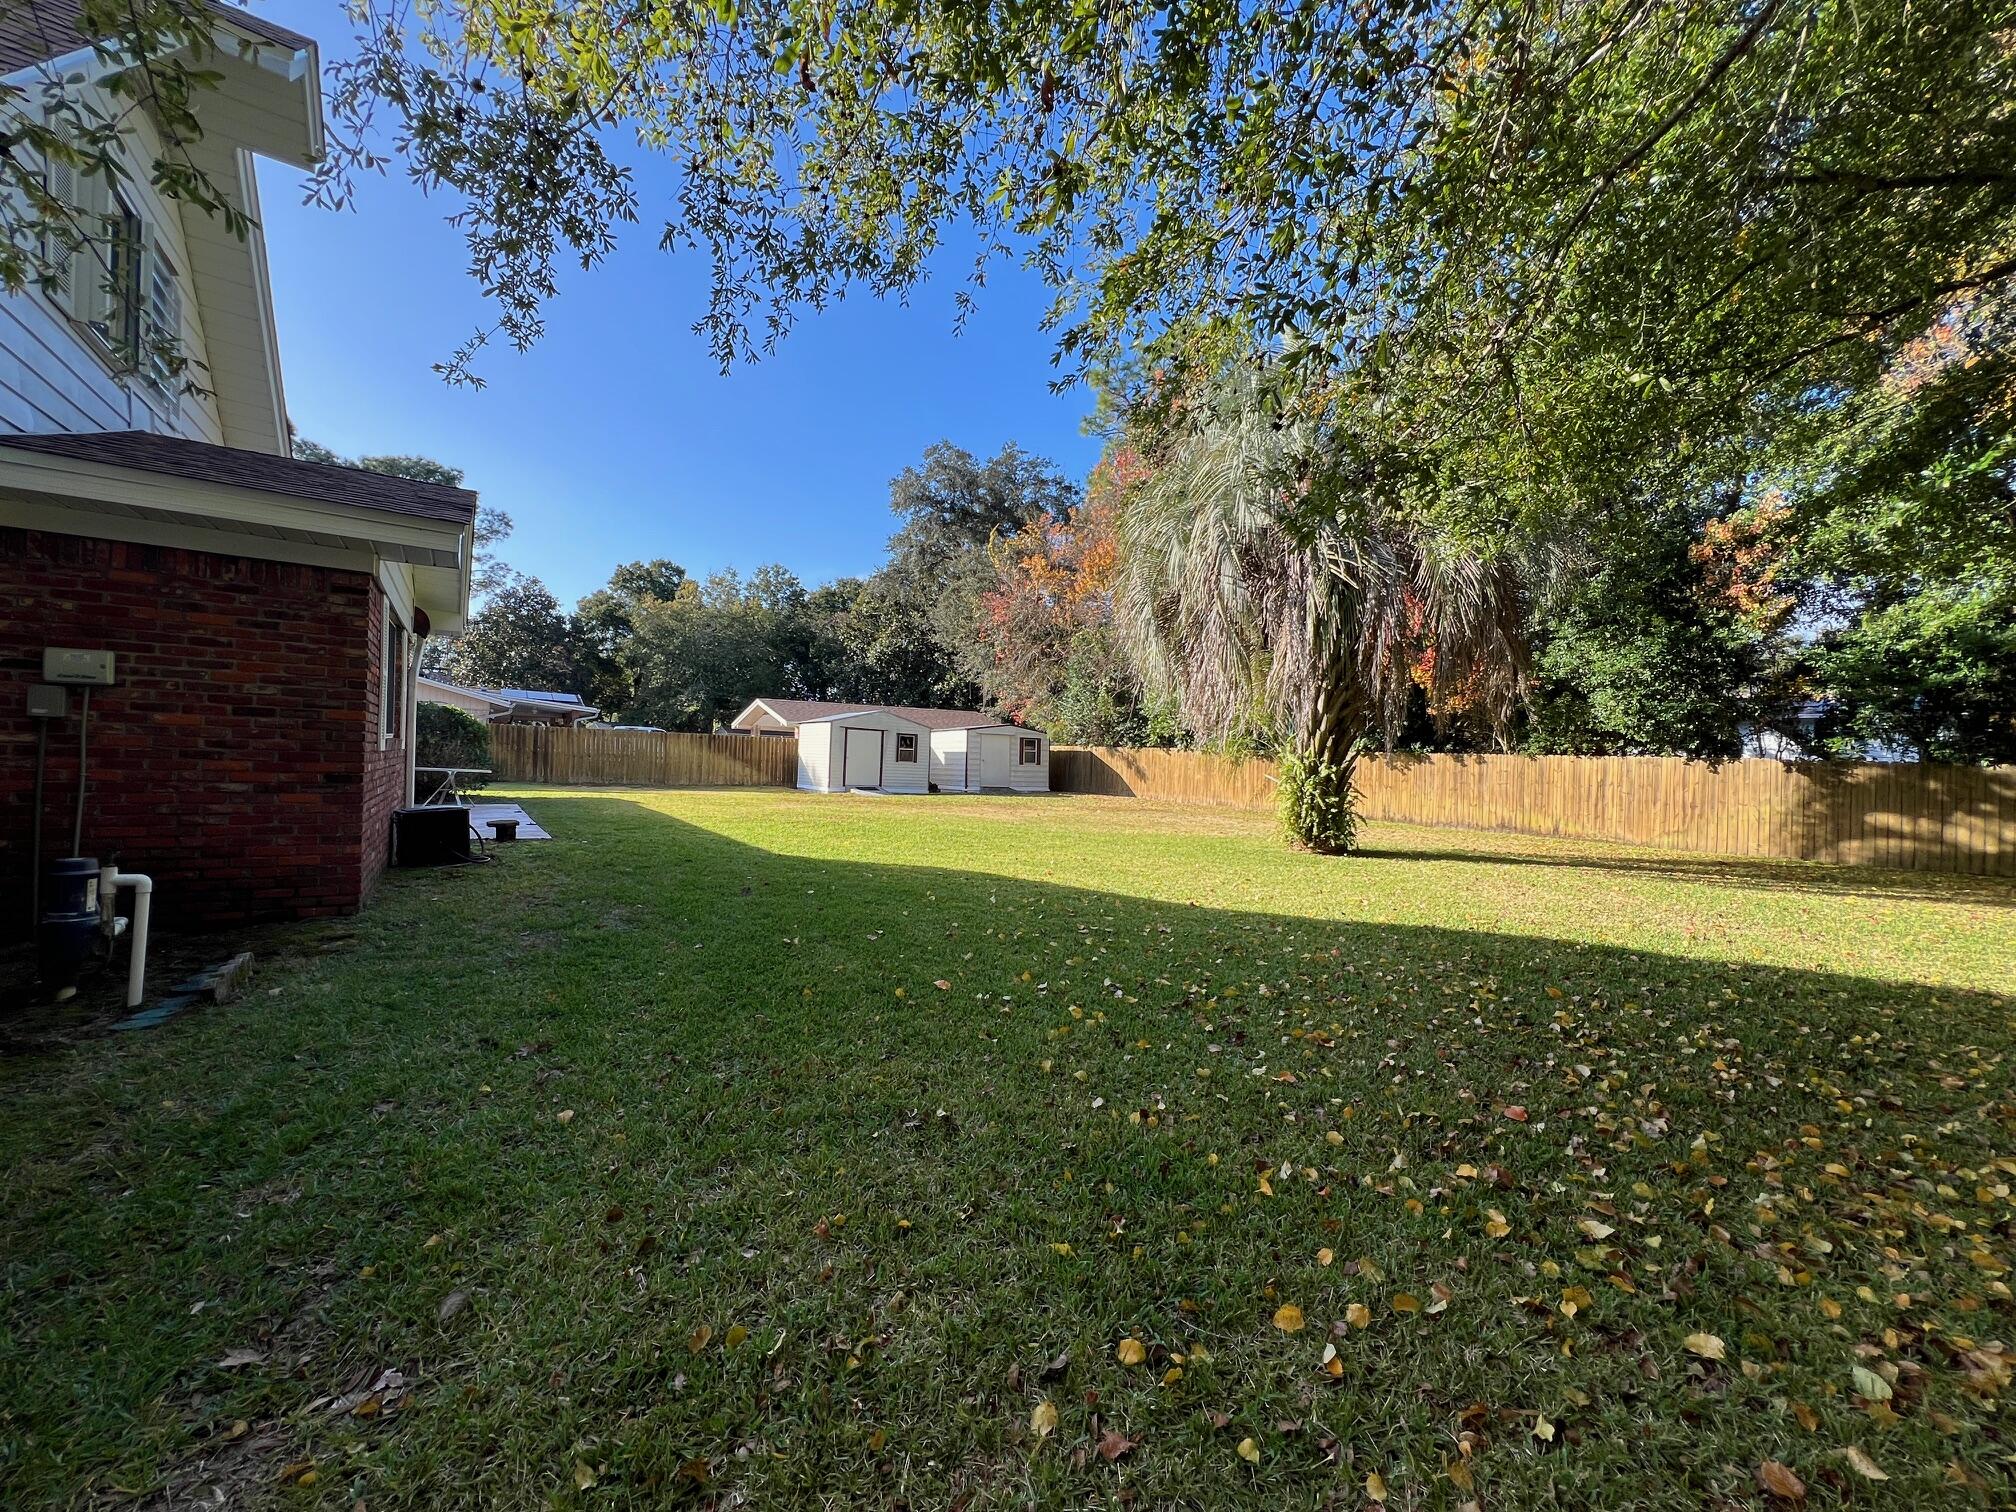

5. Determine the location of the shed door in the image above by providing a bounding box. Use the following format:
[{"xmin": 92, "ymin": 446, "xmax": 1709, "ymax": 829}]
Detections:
[
  {"xmin": 842, "ymin": 728, "xmax": 883, "ymax": 788},
  {"xmin": 975, "ymin": 733, "xmax": 1007, "ymax": 788}
]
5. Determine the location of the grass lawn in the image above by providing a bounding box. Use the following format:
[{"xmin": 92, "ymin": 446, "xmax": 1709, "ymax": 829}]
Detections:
[{"xmin": 3, "ymin": 787, "xmax": 2013, "ymax": 1508}]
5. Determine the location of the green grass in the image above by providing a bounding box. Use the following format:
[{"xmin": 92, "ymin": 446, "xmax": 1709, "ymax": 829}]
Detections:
[{"xmin": 3, "ymin": 787, "xmax": 2014, "ymax": 1508}]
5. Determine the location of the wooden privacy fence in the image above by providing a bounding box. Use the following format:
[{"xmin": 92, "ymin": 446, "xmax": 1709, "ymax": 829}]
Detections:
[
  {"xmin": 490, "ymin": 725, "xmax": 797, "ymax": 788},
  {"xmin": 1051, "ymin": 747, "xmax": 2016, "ymax": 875}
]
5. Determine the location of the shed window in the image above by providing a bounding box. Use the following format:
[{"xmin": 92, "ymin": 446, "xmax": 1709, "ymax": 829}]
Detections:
[
  {"xmin": 1020, "ymin": 737, "xmax": 1041, "ymax": 765},
  {"xmin": 895, "ymin": 733, "xmax": 918, "ymax": 762}
]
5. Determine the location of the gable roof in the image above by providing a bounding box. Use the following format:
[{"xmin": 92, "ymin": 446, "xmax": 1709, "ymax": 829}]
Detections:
[
  {"xmin": 0, "ymin": 431, "xmax": 477, "ymax": 524},
  {"xmin": 0, "ymin": 0, "xmax": 312, "ymax": 74},
  {"xmin": 734, "ymin": 697, "xmax": 1004, "ymax": 732}
]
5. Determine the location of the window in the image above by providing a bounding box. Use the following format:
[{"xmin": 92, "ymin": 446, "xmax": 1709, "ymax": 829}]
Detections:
[
  {"xmin": 380, "ymin": 602, "xmax": 406, "ymax": 746},
  {"xmin": 1020, "ymin": 736, "xmax": 1042, "ymax": 765},
  {"xmin": 42, "ymin": 111, "xmax": 156, "ymax": 373},
  {"xmin": 894, "ymin": 733, "xmax": 918, "ymax": 762}
]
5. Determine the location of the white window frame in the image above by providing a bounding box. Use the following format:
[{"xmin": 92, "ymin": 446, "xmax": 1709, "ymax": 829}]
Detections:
[
  {"xmin": 894, "ymin": 732, "xmax": 919, "ymax": 763},
  {"xmin": 1019, "ymin": 736, "xmax": 1042, "ymax": 765},
  {"xmin": 380, "ymin": 602, "xmax": 407, "ymax": 749}
]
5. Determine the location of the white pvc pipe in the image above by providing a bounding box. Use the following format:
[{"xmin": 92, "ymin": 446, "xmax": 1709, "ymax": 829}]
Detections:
[{"xmin": 103, "ymin": 869, "xmax": 153, "ymax": 1008}]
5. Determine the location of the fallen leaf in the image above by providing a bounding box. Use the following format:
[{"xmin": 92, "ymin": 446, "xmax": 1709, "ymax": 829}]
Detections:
[
  {"xmin": 1345, "ymin": 1302, "xmax": 1372, "ymax": 1330},
  {"xmin": 555, "ymin": 1109, "xmax": 575, "ymax": 1125},
  {"xmin": 573, "ymin": 1461, "xmax": 598, "ymax": 1491},
  {"xmin": 1850, "ymin": 1364, "xmax": 1892, "ymax": 1401},
  {"xmin": 1578, "ymin": 1218, "xmax": 1615, "ymax": 1240},
  {"xmin": 933, "ymin": 979, "xmax": 951, "ymax": 990},
  {"xmin": 724, "ymin": 1324, "xmax": 749, "ymax": 1349},
  {"xmin": 1116, "ymin": 1338, "xmax": 1147, "ymax": 1367},
  {"xmin": 277, "ymin": 1461, "xmax": 316, "ymax": 1487},
  {"xmin": 1756, "ymin": 1460, "xmax": 1806, "ymax": 1500},
  {"xmin": 1484, "ymin": 1209, "xmax": 1511, "ymax": 1239},
  {"xmin": 1835, "ymin": 1446, "xmax": 1889, "ymax": 1481},
  {"xmin": 1366, "ymin": 1470, "xmax": 1389, "ymax": 1502},
  {"xmin": 1272, "ymin": 1304, "xmax": 1306, "ymax": 1333},
  {"xmin": 1533, "ymin": 1414, "xmax": 1556, "ymax": 1442},
  {"xmin": 437, "ymin": 1290, "xmax": 469, "ymax": 1324},
  {"xmin": 687, "ymin": 1323, "xmax": 713, "ymax": 1353},
  {"xmin": 1392, "ymin": 1293, "xmax": 1421, "ymax": 1314},
  {"xmin": 215, "ymin": 1349, "xmax": 264, "ymax": 1370},
  {"xmin": 1503, "ymin": 1106, "xmax": 1529, "ymax": 1123},
  {"xmin": 1096, "ymin": 1429, "xmax": 1137, "ymax": 1462},
  {"xmin": 1317, "ymin": 1247, "xmax": 1335, "ymax": 1266},
  {"xmin": 1236, "ymin": 1436, "xmax": 1261, "ymax": 1464},
  {"xmin": 1030, "ymin": 1400, "xmax": 1059, "ymax": 1438},
  {"xmin": 1683, "ymin": 1332, "xmax": 1726, "ymax": 1361}
]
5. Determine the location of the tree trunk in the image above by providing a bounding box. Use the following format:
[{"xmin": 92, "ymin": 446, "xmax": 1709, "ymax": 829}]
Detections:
[{"xmin": 1282, "ymin": 678, "xmax": 1365, "ymax": 854}]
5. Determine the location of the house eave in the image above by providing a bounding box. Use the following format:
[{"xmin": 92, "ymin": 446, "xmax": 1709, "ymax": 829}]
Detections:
[{"xmin": 0, "ymin": 448, "xmax": 472, "ymax": 625}]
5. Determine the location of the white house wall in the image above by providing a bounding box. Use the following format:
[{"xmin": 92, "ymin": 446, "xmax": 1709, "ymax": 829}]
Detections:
[
  {"xmin": 796, "ymin": 721, "xmax": 834, "ymax": 791},
  {"xmin": 0, "ymin": 84, "xmax": 226, "ymax": 445}
]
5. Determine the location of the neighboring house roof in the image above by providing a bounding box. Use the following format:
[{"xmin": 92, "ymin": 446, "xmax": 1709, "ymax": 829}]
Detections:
[
  {"xmin": 495, "ymin": 688, "xmax": 586, "ymax": 706},
  {"xmin": 733, "ymin": 697, "xmax": 1005, "ymax": 732},
  {"xmin": 0, "ymin": 431, "xmax": 477, "ymax": 524},
  {"xmin": 417, "ymin": 676, "xmax": 511, "ymax": 713},
  {"xmin": 0, "ymin": 0, "xmax": 313, "ymax": 71}
]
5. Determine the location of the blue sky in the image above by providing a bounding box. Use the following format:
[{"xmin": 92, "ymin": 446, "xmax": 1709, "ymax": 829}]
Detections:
[{"xmin": 252, "ymin": 2, "xmax": 1101, "ymax": 608}]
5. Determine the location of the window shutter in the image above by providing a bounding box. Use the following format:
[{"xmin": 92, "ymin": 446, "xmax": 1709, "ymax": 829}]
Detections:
[{"xmin": 41, "ymin": 110, "xmax": 79, "ymax": 309}]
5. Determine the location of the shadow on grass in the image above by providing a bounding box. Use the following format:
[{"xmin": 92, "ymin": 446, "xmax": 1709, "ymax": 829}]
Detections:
[{"xmin": 2, "ymin": 788, "xmax": 2012, "ymax": 1509}]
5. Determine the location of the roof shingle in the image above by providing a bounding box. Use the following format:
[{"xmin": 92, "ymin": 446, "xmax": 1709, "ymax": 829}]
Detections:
[
  {"xmin": 0, "ymin": 429, "xmax": 478, "ymax": 525},
  {"xmin": 0, "ymin": 0, "xmax": 312, "ymax": 75},
  {"xmin": 739, "ymin": 698, "xmax": 1012, "ymax": 732}
]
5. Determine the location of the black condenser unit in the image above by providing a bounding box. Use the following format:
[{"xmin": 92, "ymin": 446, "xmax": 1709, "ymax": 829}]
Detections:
[{"xmin": 394, "ymin": 805, "xmax": 472, "ymax": 867}]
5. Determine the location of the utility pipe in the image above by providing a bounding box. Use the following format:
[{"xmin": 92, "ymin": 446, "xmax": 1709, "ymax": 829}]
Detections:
[
  {"xmin": 101, "ymin": 867, "xmax": 153, "ymax": 1008},
  {"xmin": 71, "ymin": 685, "xmax": 91, "ymax": 856}
]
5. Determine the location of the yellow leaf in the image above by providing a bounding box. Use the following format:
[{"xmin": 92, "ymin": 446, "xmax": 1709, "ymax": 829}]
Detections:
[
  {"xmin": 1534, "ymin": 1414, "xmax": 1556, "ymax": 1442},
  {"xmin": 1116, "ymin": 1338, "xmax": 1147, "ymax": 1367},
  {"xmin": 1272, "ymin": 1304, "xmax": 1305, "ymax": 1333},
  {"xmin": 1683, "ymin": 1332, "xmax": 1726, "ymax": 1361},
  {"xmin": 1236, "ymin": 1437, "xmax": 1261, "ymax": 1464},
  {"xmin": 1317, "ymin": 1248, "xmax": 1335, "ymax": 1267},
  {"xmin": 1366, "ymin": 1470, "xmax": 1389, "ymax": 1502},
  {"xmin": 687, "ymin": 1323, "xmax": 713, "ymax": 1353},
  {"xmin": 1392, "ymin": 1293, "xmax": 1421, "ymax": 1314},
  {"xmin": 556, "ymin": 1109, "xmax": 575, "ymax": 1125},
  {"xmin": 573, "ymin": 1461, "xmax": 598, "ymax": 1491},
  {"xmin": 1346, "ymin": 1302, "xmax": 1372, "ymax": 1330},
  {"xmin": 1484, "ymin": 1209, "xmax": 1511, "ymax": 1239},
  {"xmin": 1818, "ymin": 1296, "xmax": 1842, "ymax": 1319},
  {"xmin": 1578, "ymin": 1218, "xmax": 1614, "ymax": 1240},
  {"xmin": 1756, "ymin": 1459, "xmax": 1806, "ymax": 1500},
  {"xmin": 1850, "ymin": 1365, "xmax": 1892, "ymax": 1401},
  {"xmin": 1050, "ymin": 1243, "xmax": 1073, "ymax": 1256},
  {"xmin": 723, "ymin": 1324, "xmax": 748, "ymax": 1350},
  {"xmin": 868, "ymin": 1429, "xmax": 886, "ymax": 1451},
  {"xmin": 933, "ymin": 979, "xmax": 951, "ymax": 990},
  {"xmin": 1030, "ymin": 1400, "xmax": 1058, "ymax": 1438},
  {"xmin": 1320, "ymin": 1342, "xmax": 1343, "ymax": 1378},
  {"xmin": 1835, "ymin": 1446, "xmax": 1888, "ymax": 1481}
]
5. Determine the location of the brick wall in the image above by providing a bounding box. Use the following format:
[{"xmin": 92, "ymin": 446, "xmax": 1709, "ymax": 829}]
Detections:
[{"xmin": 0, "ymin": 526, "xmax": 404, "ymax": 937}]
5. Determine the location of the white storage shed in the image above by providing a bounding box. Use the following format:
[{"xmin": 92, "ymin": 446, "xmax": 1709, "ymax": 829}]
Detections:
[
  {"xmin": 794, "ymin": 710, "xmax": 933, "ymax": 794},
  {"xmin": 731, "ymin": 698, "xmax": 1052, "ymax": 795},
  {"xmin": 928, "ymin": 725, "xmax": 1050, "ymax": 792}
]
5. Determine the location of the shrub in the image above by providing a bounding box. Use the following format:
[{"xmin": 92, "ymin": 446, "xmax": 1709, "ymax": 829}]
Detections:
[
  {"xmin": 1276, "ymin": 744, "xmax": 1359, "ymax": 854},
  {"xmin": 416, "ymin": 703, "xmax": 493, "ymax": 792}
]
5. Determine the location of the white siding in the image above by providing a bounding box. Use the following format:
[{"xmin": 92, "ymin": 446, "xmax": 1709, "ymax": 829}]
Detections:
[
  {"xmin": 971, "ymin": 730, "xmax": 1049, "ymax": 792},
  {"xmin": 928, "ymin": 729, "xmax": 970, "ymax": 792},
  {"xmin": 796, "ymin": 722, "xmax": 834, "ymax": 792},
  {"xmin": 0, "ymin": 86, "xmax": 224, "ymax": 444}
]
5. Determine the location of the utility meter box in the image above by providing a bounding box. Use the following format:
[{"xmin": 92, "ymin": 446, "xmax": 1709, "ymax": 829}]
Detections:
[{"xmin": 43, "ymin": 648, "xmax": 116, "ymax": 685}]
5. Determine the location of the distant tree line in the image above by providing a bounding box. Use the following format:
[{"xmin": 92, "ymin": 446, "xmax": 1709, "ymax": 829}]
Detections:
[{"xmin": 302, "ymin": 424, "xmax": 2011, "ymax": 770}]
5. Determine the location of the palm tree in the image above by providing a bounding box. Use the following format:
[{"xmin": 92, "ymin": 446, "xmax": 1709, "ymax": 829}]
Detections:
[{"xmin": 1114, "ymin": 377, "xmax": 1531, "ymax": 852}]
